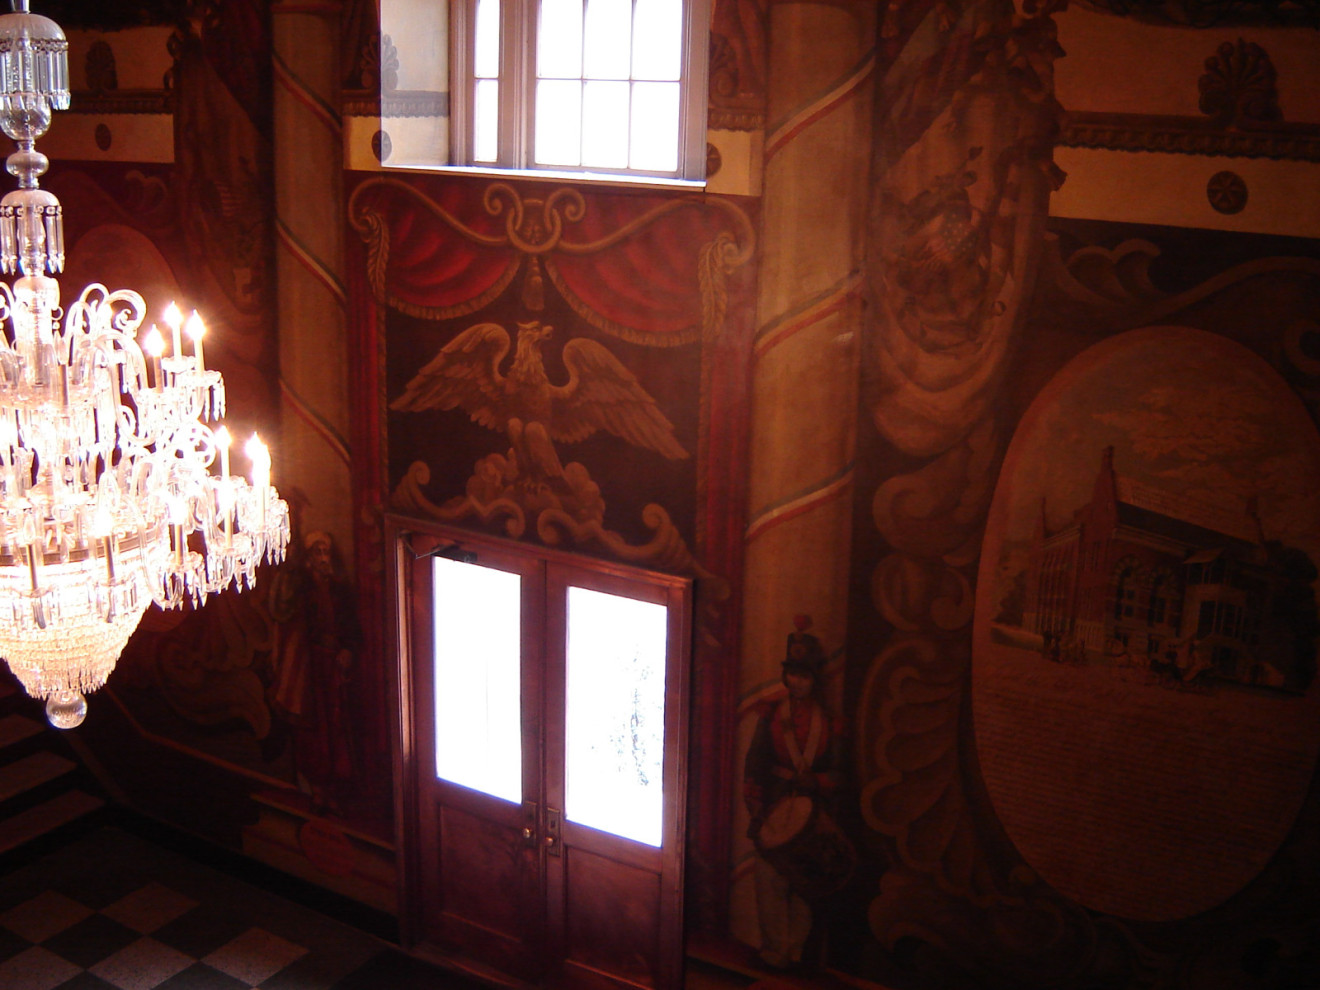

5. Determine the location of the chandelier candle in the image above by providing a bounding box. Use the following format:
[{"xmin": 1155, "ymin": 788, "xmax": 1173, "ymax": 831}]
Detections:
[
  {"xmin": 185, "ymin": 311, "xmax": 205, "ymax": 372},
  {"xmin": 0, "ymin": 1, "xmax": 290, "ymax": 727}
]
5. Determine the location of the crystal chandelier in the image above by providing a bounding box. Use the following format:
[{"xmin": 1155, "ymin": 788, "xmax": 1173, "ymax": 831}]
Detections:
[{"xmin": 0, "ymin": 1, "xmax": 290, "ymax": 728}]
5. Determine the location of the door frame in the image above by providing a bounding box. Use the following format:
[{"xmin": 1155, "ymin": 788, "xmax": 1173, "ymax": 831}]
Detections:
[{"xmin": 387, "ymin": 515, "xmax": 692, "ymax": 988}]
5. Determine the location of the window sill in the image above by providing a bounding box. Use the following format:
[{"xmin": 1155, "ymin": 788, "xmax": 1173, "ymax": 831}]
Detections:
[{"xmin": 378, "ymin": 161, "xmax": 708, "ymax": 193}]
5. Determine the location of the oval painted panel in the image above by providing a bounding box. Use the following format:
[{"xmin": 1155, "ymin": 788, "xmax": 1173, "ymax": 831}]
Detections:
[{"xmin": 973, "ymin": 326, "xmax": 1320, "ymax": 922}]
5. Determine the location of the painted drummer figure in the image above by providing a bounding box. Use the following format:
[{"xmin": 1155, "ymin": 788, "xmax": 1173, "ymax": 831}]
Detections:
[{"xmin": 743, "ymin": 616, "xmax": 852, "ymax": 971}]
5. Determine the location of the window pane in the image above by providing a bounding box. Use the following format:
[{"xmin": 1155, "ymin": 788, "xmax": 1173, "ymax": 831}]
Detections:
[
  {"xmin": 432, "ymin": 558, "xmax": 522, "ymax": 804},
  {"xmin": 581, "ymin": 80, "xmax": 629, "ymax": 168},
  {"xmin": 474, "ymin": 78, "xmax": 499, "ymax": 161},
  {"xmin": 538, "ymin": 0, "xmax": 583, "ymax": 79},
  {"xmin": 583, "ymin": 0, "xmax": 631, "ymax": 80},
  {"xmin": 630, "ymin": 81, "xmax": 679, "ymax": 171},
  {"xmin": 474, "ymin": 0, "xmax": 501, "ymax": 78},
  {"xmin": 632, "ymin": 0, "xmax": 681, "ymax": 81},
  {"xmin": 565, "ymin": 586, "xmax": 667, "ymax": 847},
  {"xmin": 535, "ymin": 79, "xmax": 583, "ymax": 165}
]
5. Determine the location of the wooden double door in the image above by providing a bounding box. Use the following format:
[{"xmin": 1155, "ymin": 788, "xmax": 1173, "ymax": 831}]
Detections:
[{"xmin": 392, "ymin": 522, "xmax": 691, "ymax": 990}]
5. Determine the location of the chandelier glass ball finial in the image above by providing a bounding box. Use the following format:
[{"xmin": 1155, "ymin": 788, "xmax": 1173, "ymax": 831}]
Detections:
[
  {"xmin": 45, "ymin": 688, "xmax": 86, "ymax": 729},
  {"xmin": 0, "ymin": 2, "xmax": 290, "ymax": 727}
]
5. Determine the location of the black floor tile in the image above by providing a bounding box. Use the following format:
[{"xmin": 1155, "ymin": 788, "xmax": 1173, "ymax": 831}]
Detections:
[
  {"xmin": 53, "ymin": 972, "xmax": 120, "ymax": 990},
  {"xmin": 0, "ymin": 925, "xmax": 28, "ymax": 964},
  {"xmin": 154, "ymin": 961, "xmax": 252, "ymax": 990},
  {"xmin": 260, "ymin": 948, "xmax": 366, "ymax": 990},
  {"xmin": 331, "ymin": 948, "xmax": 488, "ymax": 990},
  {"xmin": 48, "ymin": 864, "xmax": 145, "ymax": 913},
  {"xmin": 152, "ymin": 902, "xmax": 252, "ymax": 960},
  {"xmin": 43, "ymin": 913, "xmax": 139, "ymax": 968}
]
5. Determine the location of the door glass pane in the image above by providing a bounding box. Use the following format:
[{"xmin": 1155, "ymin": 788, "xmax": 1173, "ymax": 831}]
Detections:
[
  {"xmin": 432, "ymin": 557, "xmax": 522, "ymax": 804},
  {"xmin": 565, "ymin": 585, "xmax": 667, "ymax": 846}
]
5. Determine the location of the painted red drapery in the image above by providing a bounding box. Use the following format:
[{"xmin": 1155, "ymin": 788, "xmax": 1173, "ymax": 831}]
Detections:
[{"xmin": 348, "ymin": 176, "xmax": 754, "ymax": 345}]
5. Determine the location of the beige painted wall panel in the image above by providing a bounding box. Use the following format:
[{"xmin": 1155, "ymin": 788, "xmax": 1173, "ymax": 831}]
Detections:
[
  {"xmin": 1054, "ymin": 8, "xmax": 1320, "ymax": 122},
  {"xmin": 1052, "ymin": 146, "xmax": 1320, "ymax": 238},
  {"xmin": 706, "ymin": 127, "xmax": 763, "ymax": 198},
  {"xmin": 43, "ymin": 114, "xmax": 173, "ymax": 164},
  {"xmin": 343, "ymin": 115, "xmax": 383, "ymax": 171}
]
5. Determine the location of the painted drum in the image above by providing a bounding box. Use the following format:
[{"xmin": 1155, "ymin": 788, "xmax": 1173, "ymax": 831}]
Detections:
[{"xmin": 755, "ymin": 795, "xmax": 857, "ymax": 901}]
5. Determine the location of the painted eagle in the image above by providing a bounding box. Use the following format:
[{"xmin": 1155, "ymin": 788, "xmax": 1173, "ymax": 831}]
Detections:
[{"xmin": 390, "ymin": 321, "xmax": 688, "ymax": 485}]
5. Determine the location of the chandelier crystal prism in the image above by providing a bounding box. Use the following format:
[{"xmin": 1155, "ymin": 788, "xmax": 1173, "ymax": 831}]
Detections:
[{"xmin": 0, "ymin": 1, "xmax": 290, "ymax": 728}]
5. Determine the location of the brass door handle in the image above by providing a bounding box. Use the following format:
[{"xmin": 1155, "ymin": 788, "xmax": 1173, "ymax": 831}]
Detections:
[
  {"xmin": 521, "ymin": 801, "xmax": 538, "ymax": 847},
  {"xmin": 545, "ymin": 807, "xmax": 562, "ymax": 856}
]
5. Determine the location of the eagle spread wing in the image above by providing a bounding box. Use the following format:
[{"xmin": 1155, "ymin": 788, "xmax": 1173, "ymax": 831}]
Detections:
[
  {"xmin": 388, "ymin": 322, "xmax": 511, "ymax": 433},
  {"xmin": 550, "ymin": 338, "xmax": 688, "ymax": 460}
]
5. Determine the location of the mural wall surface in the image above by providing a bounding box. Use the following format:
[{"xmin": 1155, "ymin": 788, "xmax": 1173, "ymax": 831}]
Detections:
[
  {"xmin": 354, "ymin": 171, "xmax": 760, "ymax": 922},
  {"xmin": 846, "ymin": 208, "xmax": 1320, "ymax": 987},
  {"xmin": 20, "ymin": 2, "xmax": 1320, "ymax": 988},
  {"xmin": 734, "ymin": 3, "xmax": 1320, "ymax": 989},
  {"xmin": 39, "ymin": 6, "xmax": 398, "ymax": 911}
]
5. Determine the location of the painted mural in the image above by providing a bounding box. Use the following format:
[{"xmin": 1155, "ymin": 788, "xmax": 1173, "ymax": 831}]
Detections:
[
  {"xmin": 354, "ymin": 172, "xmax": 760, "ymax": 920},
  {"xmin": 37, "ymin": 9, "xmax": 398, "ymax": 879},
  {"xmin": 22, "ymin": 1, "xmax": 1320, "ymax": 986},
  {"xmin": 976, "ymin": 327, "xmax": 1320, "ymax": 923},
  {"xmin": 848, "ymin": 214, "xmax": 1320, "ymax": 988},
  {"xmin": 353, "ymin": 176, "xmax": 755, "ymax": 576},
  {"xmin": 49, "ymin": 1, "xmax": 289, "ymax": 790}
]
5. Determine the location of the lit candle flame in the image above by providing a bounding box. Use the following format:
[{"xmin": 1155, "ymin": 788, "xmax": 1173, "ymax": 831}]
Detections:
[
  {"xmin": 143, "ymin": 325, "xmax": 164, "ymax": 388},
  {"xmin": 185, "ymin": 311, "xmax": 205, "ymax": 372},
  {"xmin": 245, "ymin": 433, "xmax": 271, "ymax": 489}
]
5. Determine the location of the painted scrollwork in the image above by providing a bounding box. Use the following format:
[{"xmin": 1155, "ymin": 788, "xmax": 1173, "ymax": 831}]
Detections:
[{"xmin": 859, "ymin": 0, "xmax": 1072, "ymax": 977}]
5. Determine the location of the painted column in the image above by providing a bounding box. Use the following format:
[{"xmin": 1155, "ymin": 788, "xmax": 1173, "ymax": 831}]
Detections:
[
  {"xmin": 271, "ymin": 1, "xmax": 354, "ymax": 561},
  {"xmin": 731, "ymin": 0, "xmax": 876, "ymax": 950}
]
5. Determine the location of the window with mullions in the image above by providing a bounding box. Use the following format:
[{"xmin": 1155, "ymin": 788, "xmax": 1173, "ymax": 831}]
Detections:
[{"xmin": 453, "ymin": 0, "xmax": 708, "ymax": 179}]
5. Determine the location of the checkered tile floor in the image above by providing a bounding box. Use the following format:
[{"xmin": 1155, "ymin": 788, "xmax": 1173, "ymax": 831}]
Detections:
[
  {"xmin": 0, "ymin": 826, "xmax": 476, "ymax": 990},
  {"xmin": 0, "ymin": 884, "xmax": 314, "ymax": 989}
]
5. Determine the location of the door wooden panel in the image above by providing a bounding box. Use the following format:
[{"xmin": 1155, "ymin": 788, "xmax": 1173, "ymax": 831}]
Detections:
[
  {"xmin": 562, "ymin": 847, "xmax": 661, "ymax": 988},
  {"xmin": 391, "ymin": 520, "xmax": 690, "ymax": 990},
  {"xmin": 433, "ymin": 804, "xmax": 540, "ymax": 956}
]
